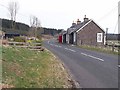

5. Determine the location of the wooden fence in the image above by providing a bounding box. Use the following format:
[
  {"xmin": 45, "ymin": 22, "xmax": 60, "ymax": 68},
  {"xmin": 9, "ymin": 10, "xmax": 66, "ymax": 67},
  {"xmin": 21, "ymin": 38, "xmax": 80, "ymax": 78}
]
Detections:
[
  {"xmin": 107, "ymin": 40, "xmax": 120, "ymax": 52},
  {"xmin": 8, "ymin": 42, "xmax": 44, "ymax": 51}
]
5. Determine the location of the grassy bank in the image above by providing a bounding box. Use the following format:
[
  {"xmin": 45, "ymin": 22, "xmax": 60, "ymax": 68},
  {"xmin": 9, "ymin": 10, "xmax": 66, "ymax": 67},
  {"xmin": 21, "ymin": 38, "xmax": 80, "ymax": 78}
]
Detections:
[
  {"xmin": 79, "ymin": 45, "xmax": 120, "ymax": 55},
  {"xmin": 2, "ymin": 46, "xmax": 72, "ymax": 88}
]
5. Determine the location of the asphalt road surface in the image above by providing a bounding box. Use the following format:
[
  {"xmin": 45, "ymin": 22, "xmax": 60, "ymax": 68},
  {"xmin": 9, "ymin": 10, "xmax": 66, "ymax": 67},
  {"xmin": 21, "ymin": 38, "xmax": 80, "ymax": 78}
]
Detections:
[{"xmin": 43, "ymin": 39, "xmax": 118, "ymax": 88}]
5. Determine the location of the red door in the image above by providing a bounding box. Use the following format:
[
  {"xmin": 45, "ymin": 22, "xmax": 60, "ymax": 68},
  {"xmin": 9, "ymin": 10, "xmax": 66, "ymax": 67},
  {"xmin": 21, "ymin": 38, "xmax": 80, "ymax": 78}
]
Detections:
[{"xmin": 58, "ymin": 35, "xmax": 62, "ymax": 43}]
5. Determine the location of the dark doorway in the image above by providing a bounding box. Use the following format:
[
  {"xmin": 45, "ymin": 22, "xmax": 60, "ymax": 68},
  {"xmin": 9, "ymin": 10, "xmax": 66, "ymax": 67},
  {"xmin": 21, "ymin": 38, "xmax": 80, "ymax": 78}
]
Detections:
[
  {"xmin": 63, "ymin": 34, "xmax": 66, "ymax": 43},
  {"xmin": 69, "ymin": 32, "xmax": 74, "ymax": 44}
]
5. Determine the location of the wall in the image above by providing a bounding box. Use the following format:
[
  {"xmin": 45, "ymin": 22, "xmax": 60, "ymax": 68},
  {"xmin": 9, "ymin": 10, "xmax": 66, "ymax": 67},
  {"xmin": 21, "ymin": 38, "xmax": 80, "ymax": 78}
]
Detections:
[
  {"xmin": 66, "ymin": 34, "xmax": 69, "ymax": 44},
  {"xmin": 77, "ymin": 21, "xmax": 105, "ymax": 46}
]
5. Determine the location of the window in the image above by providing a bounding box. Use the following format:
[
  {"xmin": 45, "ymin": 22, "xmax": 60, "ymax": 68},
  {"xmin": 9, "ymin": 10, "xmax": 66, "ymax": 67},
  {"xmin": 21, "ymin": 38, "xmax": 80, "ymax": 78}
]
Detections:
[{"xmin": 97, "ymin": 33, "xmax": 103, "ymax": 42}]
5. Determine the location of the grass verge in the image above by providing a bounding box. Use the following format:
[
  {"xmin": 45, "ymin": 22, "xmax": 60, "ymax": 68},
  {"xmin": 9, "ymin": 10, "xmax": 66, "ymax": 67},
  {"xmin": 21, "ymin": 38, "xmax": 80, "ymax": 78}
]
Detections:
[
  {"xmin": 79, "ymin": 45, "xmax": 120, "ymax": 55},
  {"xmin": 1, "ymin": 46, "xmax": 73, "ymax": 88}
]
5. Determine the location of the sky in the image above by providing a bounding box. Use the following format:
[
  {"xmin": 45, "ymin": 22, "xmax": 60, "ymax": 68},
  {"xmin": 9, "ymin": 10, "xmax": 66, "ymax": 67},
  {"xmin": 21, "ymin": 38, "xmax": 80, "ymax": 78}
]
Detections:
[{"xmin": 0, "ymin": 0, "xmax": 119, "ymax": 34}]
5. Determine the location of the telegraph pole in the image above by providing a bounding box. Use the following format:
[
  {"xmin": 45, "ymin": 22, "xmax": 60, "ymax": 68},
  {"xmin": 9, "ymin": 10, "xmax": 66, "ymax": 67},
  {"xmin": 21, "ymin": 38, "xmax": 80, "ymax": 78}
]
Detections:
[
  {"xmin": 106, "ymin": 28, "xmax": 108, "ymax": 45},
  {"xmin": 118, "ymin": 1, "xmax": 120, "ymax": 34},
  {"xmin": 118, "ymin": 2, "xmax": 120, "ymax": 89}
]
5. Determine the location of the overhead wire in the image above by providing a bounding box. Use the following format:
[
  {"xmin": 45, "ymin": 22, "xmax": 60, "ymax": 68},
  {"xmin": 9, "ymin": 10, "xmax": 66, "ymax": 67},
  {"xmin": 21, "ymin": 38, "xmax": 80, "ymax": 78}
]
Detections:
[
  {"xmin": 98, "ymin": 5, "xmax": 118, "ymax": 22},
  {"xmin": 97, "ymin": 5, "xmax": 118, "ymax": 34},
  {"xmin": 114, "ymin": 19, "xmax": 118, "ymax": 34},
  {"xmin": 0, "ymin": 3, "xmax": 8, "ymax": 9}
]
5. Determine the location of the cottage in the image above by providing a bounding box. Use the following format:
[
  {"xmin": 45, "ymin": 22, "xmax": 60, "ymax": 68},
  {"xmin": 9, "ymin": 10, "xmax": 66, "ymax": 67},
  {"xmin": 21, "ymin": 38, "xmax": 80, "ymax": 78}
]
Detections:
[{"xmin": 66, "ymin": 16, "xmax": 105, "ymax": 46}]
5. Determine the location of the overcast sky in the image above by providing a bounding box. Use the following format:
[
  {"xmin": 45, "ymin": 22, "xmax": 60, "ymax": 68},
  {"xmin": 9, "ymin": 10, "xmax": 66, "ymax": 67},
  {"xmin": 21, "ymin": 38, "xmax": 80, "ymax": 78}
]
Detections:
[{"xmin": 0, "ymin": 0, "xmax": 119, "ymax": 34}]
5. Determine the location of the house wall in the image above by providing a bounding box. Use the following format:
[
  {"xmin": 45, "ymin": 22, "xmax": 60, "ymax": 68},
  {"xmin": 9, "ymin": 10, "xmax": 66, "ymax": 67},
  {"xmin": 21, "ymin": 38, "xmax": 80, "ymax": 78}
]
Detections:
[
  {"xmin": 66, "ymin": 34, "xmax": 68, "ymax": 43},
  {"xmin": 77, "ymin": 21, "xmax": 105, "ymax": 46},
  {"xmin": 73, "ymin": 32, "xmax": 77, "ymax": 45}
]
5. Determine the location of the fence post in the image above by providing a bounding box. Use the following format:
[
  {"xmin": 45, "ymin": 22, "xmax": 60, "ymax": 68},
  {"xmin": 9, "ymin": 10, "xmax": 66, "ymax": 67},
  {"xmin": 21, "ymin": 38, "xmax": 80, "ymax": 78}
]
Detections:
[
  {"xmin": 112, "ymin": 44, "xmax": 114, "ymax": 52},
  {"xmin": 14, "ymin": 43, "xmax": 16, "ymax": 46}
]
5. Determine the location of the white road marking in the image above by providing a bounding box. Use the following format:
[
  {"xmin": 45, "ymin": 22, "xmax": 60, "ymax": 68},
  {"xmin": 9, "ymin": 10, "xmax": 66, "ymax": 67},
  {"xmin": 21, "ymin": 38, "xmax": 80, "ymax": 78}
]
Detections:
[
  {"xmin": 69, "ymin": 49, "xmax": 76, "ymax": 52},
  {"xmin": 65, "ymin": 48, "xmax": 69, "ymax": 50},
  {"xmin": 49, "ymin": 43, "xmax": 62, "ymax": 48},
  {"xmin": 65, "ymin": 48, "xmax": 76, "ymax": 52},
  {"xmin": 54, "ymin": 45, "xmax": 61, "ymax": 48},
  {"xmin": 58, "ymin": 46, "xmax": 62, "ymax": 48},
  {"xmin": 54, "ymin": 45, "xmax": 59, "ymax": 47},
  {"xmin": 81, "ymin": 53, "xmax": 104, "ymax": 62}
]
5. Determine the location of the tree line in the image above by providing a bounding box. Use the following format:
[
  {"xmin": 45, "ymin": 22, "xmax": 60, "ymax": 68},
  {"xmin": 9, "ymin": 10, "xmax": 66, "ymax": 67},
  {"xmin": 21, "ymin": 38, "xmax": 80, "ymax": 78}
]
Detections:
[
  {"xmin": 1, "ymin": 18, "xmax": 29, "ymax": 31},
  {"xmin": 1, "ymin": 18, "xmax": 62, "ymax": 36}
]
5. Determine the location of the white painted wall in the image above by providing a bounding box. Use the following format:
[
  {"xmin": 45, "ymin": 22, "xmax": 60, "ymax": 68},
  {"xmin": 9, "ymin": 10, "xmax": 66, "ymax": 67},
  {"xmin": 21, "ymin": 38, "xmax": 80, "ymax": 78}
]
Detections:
[
  {"xmin": 67, "ymin": 34, "xmax": 69, "ymax": 44},
  {"xmin": 104, "ymin": 35, "xmax": 106, "ymax": 45},
  {"xmin": 74, "ymin": 32, "xmax": 76, "ymax": 42},
  {"xmin": 118, "ymin": 1, "xmax": 120, "ymax": 34},
  {"xmin": 66, "ymin": 34, "xmax": 68, "ymax": 43}
]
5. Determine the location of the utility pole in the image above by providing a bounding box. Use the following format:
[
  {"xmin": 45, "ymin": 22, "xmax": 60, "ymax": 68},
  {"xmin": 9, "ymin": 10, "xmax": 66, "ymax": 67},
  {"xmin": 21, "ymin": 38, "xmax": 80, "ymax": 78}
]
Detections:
[
  {"xmin": 118, "ymin": 2, "xmax": 120, "ymax": 89},
  {"xmin": 118, "ymin": 1, "xmax": 120, "ymax": 34},
  {"xmin": 106, "ymin": 28, "xmax": 108, "ymax": 45}
]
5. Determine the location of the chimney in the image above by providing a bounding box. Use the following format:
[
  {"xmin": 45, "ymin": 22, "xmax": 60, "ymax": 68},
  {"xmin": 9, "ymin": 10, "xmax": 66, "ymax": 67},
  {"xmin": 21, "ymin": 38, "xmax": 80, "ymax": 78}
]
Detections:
[
  {"xmin": 72, "ymin": 21, "xmax": 76, "ymax": 26},
  {"xmin": 84, "ymin": 15, "xmax": 89, "ymax": 22},
  {"xmin": 77, "ymin": 19, "xmax": 81, "ymax": 25}
]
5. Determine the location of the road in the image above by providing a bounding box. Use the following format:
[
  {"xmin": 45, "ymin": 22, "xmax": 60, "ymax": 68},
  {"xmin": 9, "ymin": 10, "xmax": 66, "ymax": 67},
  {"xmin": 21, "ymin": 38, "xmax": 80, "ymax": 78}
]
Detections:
[{"xmin": 43, "ymin": 39, "xmax": 118, "ymax": 88}]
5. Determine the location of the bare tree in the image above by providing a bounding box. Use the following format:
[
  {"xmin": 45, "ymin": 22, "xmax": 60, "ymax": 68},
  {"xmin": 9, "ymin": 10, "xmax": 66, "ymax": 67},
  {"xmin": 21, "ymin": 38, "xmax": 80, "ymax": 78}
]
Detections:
[
  {"xmin": 29, "ymin": 15, "xmax": 42, "ymax": 39},
  {"xmin": 8, "ymin": 1, "xmax": 19, "ymax": 29}
]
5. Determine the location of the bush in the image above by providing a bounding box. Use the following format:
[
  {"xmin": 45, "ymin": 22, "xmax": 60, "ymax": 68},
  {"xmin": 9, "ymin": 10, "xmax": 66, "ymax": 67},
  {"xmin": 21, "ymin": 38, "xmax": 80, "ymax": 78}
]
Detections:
[
  {"xmin": 35, "ymin": 40, "xmax": 42, "ymax": 43},
  {"xmin": 37, "ymin": 35, "xmax": 42, "ymax": 40},
  {"xmin": 13, "ymin": 37, "xmax": 26, "ymax": 42},
  {"xmin": 32, "ymin": 40, "xmax": 42, "ymax": 46}
]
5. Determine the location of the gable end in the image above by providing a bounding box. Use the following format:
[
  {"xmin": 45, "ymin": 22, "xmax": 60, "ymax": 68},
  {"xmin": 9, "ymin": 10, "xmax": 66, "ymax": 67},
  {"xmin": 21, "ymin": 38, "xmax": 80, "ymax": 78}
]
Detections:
[{"xmin": 76, "ymin": 19, "xmax": 105, "ymax": 33}]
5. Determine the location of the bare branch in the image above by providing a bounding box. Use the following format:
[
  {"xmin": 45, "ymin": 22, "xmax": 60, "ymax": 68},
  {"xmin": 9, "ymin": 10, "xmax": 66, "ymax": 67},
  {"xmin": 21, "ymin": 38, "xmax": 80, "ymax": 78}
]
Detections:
[
  {"xmin": 29, "ymin": 15, "xmax": 42, "ymax": 39},
  {"xmin": 30, "ymin": 15, "xmax": 41, "ymax": 28},
  {"xmin": 8, "ymin": 1, "xmax": 19, "ymax": 29}
]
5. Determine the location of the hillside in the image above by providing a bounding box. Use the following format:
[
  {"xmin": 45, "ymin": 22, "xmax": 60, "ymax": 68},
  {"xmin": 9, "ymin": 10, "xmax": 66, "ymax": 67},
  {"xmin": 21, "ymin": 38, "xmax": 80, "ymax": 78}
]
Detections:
[
  {"xmin": 1, "ymin": 18, "xmax": 29, "ymax": 33},
  {"xmin": 0, "ymin": 18, "xmax": 62, "ymax": 37}
]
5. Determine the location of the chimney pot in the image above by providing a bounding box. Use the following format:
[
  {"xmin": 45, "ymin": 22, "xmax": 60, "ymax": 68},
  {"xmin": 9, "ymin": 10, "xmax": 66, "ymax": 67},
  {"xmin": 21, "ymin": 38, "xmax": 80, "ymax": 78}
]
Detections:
[
  {"xmin": 72, "ymin": 21, "xmax": 76, "ymax": 26},
  {"xmin": 77, "ymin": 19, "xmax": 81, "ymax": 25},
  {"xmin": 84, "ymin": 15, "xmax": 89, "ymax": 22}
]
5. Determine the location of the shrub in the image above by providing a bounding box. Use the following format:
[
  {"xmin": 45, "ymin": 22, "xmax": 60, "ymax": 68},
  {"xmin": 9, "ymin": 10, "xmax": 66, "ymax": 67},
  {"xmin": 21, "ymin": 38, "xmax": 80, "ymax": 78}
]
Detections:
[
  {"xmin": 13, "ymin": 37, "xmax": 26, "ymax": 42},
  {"xmin": 32, "ymin": 40, "xmax": 42, "ymax": 46},
  {"xmin": 35, "ymin": 40, "xmax": 42, "ymax": 43}
]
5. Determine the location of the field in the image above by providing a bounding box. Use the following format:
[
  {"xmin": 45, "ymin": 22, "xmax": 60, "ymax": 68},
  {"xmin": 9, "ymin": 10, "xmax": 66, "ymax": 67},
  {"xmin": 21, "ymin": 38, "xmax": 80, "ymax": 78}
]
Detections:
[{"xmin": 1, "ymin": 46, "xmax": 73, "ymax": 88}]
